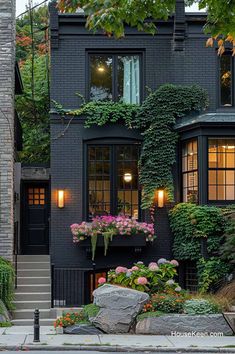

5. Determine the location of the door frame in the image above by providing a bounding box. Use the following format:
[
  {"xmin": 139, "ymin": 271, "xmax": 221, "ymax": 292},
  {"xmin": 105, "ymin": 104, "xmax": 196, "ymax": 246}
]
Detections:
[{"xmin": 20, "ymin": 180, "xmax": 50, "ymax": 255}]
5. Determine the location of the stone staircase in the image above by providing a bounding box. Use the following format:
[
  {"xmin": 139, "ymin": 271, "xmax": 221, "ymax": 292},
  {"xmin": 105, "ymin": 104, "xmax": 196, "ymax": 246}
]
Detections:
[{"xmin": 12, "ymin": 255, "xmax": 55, "ymax": 326}]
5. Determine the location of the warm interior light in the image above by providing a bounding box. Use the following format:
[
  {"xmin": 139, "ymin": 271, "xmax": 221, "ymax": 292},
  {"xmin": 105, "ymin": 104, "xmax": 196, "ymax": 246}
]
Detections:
[
  {"xmin": 222, "ymin": 145, "xmax": 235, "ymax": 149},
  {"xmin": 123, "ymin": 173, "xmax": 132, "ymax": 183},
  {"xmin": 58, "ymin": 190, "xmax": 65, "ymax": 208},
  {"xmin": 97, "ymin": 66, "xmax": 105, "ymax": 72},
  {"xmin": 157, "ymin": 190, "xmax": 164, "ymax": 208}
]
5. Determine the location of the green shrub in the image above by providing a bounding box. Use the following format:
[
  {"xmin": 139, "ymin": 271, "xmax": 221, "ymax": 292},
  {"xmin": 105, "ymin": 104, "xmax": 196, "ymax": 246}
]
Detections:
[
  {"xmin": 183, "ymin": 298, "xmax": 221, "ymax": 315},
  {"xmin": 197, "ymin": 257, "xmax": 231, "ymax": 293},
  {"xmin": 221, "ymin": 206, "xmax": 235, "ymax": 265},
  {"xmin": 54, "ymin": 310, "xmax": 88, "ymax": 328},
  {"xmin": 137, "ymin": 311, "xmax": 164, "ymax": 321},
  {"xmin": 83, "ymin": 304, "xmax": 100, "ymax": 319},
  {"xmin": 0, "ymin": 257, "xmax": 15, "ymax": 310},
  {"xmin": 150, "ymin": 291, "xmax": 189, "ymax": 314}
]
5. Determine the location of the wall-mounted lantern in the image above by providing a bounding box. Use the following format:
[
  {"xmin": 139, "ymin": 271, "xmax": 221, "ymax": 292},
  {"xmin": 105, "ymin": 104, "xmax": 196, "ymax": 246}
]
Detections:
[
  {"xmin": 123, "ymin": 172, "xmax": 132, "ymax": 183},
  {"xmin": 57, "ymin": 190, "xmax": 65, "ymax": 208},
  {"xmin": 156, "ymin": 190, "xmax": 164, "ymax": 208}
]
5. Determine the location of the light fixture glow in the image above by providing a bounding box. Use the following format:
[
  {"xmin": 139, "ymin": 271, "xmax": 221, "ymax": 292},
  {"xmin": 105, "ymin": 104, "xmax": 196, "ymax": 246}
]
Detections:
[
  {"xmin": 157, "ymin": 190, "xmax": 164, "ymax": 208},
  {"xmin": 97, "ymin": 66, "xmax": 105, "ymax": 72},
  {"xmin": 58, "ymin": 190, "xmax": 65, "ymax": 208},
  {"xmin": 123, "ymin": 173, "xmax": 132, "ymax": 183},
  {"xmin": 222, "ymin": 145, "xmax": 235, "ymax": 149}
]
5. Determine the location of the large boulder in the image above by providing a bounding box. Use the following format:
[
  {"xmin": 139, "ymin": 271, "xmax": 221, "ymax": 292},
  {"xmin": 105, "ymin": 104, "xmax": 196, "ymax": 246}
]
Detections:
[
  {"xmin": 64, "ymin": 324, "xmax": 104, "ymax": 335},
  {"xmin": 136, "ymin": 314, "xmax": 233, "ymax": 336},
  {"xmin": 91, "ymin": 284, "xmax": 149, "ymax": 333}
]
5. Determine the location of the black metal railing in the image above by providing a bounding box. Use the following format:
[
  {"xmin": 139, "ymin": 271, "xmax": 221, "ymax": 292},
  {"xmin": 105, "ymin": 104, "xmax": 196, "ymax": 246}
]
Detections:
[
  {"xmin": 13, "ymin": 221, "xmax": 19, "ymax": 289},
  {"xmin": 51, "ymin": 267, "xmax": 91, "ymax": 307}
]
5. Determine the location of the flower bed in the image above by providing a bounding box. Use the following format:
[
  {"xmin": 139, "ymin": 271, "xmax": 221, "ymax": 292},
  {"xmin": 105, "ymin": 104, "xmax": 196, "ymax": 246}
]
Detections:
[{"xmin": 71, "ymin": 216, "xmax": 155, "ymax": 259}]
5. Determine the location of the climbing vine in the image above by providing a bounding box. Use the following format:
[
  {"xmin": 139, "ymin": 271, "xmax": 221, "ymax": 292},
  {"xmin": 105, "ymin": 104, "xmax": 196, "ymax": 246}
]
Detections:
[{"xmin": 53, "ymin": 84, "xmax": 208, "ymax": 208}]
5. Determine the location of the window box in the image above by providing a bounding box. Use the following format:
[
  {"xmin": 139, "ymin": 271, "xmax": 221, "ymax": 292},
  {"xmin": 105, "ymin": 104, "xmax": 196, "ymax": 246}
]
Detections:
[{"xmin": 80, "ymin": 233, "xmax": 147, "ymax": 248}]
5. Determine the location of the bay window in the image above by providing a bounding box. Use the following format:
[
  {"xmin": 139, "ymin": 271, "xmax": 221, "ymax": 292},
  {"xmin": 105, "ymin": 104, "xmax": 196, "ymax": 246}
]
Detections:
[
  {"xmin": 89, "ymin": 53, "xmax": 141, "ymax": 104},
  {"xmin": 208, "ymin": 138, "xmax": 235, "ymax": 200},
  {"xmin": 87, "ymin": 144, "xmax": 140, "ymax": 219}
]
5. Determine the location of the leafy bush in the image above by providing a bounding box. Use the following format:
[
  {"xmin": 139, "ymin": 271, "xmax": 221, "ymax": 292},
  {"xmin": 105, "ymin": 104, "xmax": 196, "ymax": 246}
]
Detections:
[
  {"xmin": 0, "ymin": 257, "xmax": 15, "ymax": 310},
  {"xmin": 169, "ymin": 203, "xmax": 225, "ymax": 260},
  {"xmin": 197, "ymin": 257, "xmax": 231, "ymax": 293},
  {"xmin": 150, "ymin": 291, "xmax": 190, "ymax": 314},
  {"xmin": 54, "ymin": 310, "xmax": 88, "ymax": 328},
  {"xmin": 83, "ymin": 304, "xmax": 100, "ymax": 319},
  {"xmin": 221, "ymin": 206, "xmax": 235, "ymax": 265},
  {"xmin": 102, "ymin": 259, "xmax": 180, "ymax": 293},
  {"xmin": 183, "ymin": 298, "xmax": 221, "ymax": 315}
]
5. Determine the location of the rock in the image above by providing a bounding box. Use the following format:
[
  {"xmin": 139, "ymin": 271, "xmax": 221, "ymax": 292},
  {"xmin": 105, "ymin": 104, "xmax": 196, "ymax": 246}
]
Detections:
[
  {"xmin": 91, "ymin": 284, "xmax": 149, "ymax": 334},
  {"xmin": 136, "ymin": 314, "xmax": 233, "ymax": 336},
  {"xmin": 0, "ymin": 300, "xmax": 10, "ymax": 323},
  {"xmin": 64, "ymin": 323, "xmax": 104, "ymax": 335}
]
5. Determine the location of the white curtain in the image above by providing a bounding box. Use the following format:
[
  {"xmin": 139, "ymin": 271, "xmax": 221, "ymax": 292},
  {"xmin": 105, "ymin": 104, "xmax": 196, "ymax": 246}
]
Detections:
[{"xmin": 122, "ymin": 56, "xmax": 140, "ymax": 104}]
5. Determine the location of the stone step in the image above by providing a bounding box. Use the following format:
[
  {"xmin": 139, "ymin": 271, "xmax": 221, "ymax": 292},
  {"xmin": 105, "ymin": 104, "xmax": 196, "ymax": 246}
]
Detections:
[
  {"xmin": 14, "ymin": 292, "xmax": 51, "ymax": 301},
  {"xmin": 15, "ymin": 284, "xmax": 51, "ymax": 293},
  {"xmin": 14, "ymin": 300, "xmax": 51, "ymax": 310},
  {"xmin": 17, "ymin": 269, "xmax": 50, "ymax": 277},
  {"xmin": 17, "ymin": 255, "xmax": 50, "ymax": 262},
  {"xmin": 12, "ymin": 318, "xmax": 55, "ymax": 326},
  {"xmin": 13, "ymin": 309, "xmax": 52, "ymax": 320},
  {"xmin": 17, "ymin": 262, "xmax": 50, "ymax": 270},
  {"xmin": 17, "ymin": 276, "xmax": 51, "ymax": 285}
]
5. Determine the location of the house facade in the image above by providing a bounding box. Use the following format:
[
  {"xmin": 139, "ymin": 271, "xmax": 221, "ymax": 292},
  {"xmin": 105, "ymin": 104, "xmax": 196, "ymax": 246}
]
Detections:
[{"xmin": 16, "ymin": 0, "xmax": 235, "ymax": 310}]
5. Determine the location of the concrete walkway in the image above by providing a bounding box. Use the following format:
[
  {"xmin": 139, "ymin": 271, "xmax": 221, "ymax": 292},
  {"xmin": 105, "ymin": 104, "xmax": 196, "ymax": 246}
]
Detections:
[{"xmin": 0, "ymin": 326, "xmax": 234, "ymax": 352}]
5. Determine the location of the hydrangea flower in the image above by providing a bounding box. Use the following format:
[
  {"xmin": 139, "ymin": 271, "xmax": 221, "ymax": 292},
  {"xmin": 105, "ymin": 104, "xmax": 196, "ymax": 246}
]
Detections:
[
  {"xmin": 166, "ymin": 279, "xmax": 175, "ymax": 285},
  {"xmin": 98, "ymin": 277, "xmax": 106, "ymax": 285},
  {"xmin": 158, "ymin": 258, "xmax": 167, "ymax": 265},
  {"xmin": 137, "ymin": 277, "xmax": 148, "ymax": 285},
  {"xmin": 131, "ymin": 266, "xmax": 139, "ymax": 271},
  {"xmin": 126, "ymin": 271, "xmax": 132, "ymax": 278},
  {"xmin": 175, "ymin": 286, "xmax": 182, "ymax": 292},
  {"xmin": 115, "ymin": 266, "xmax": 127, "ymax": 274},
  {"xmin": 137, "ymin": 261, "xmax": 144, "ymax": 265},
  {"xmin": 149, "ymin": 264, "xmax": 159, "ymax": 271},
  {"xmin": 170, "ymin": 259, "xmax": 179, "ymax": 267}
]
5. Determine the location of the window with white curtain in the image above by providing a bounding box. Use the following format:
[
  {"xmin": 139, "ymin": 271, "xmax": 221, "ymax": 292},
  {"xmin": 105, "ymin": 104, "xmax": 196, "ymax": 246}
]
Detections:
[{"xmin": 89, "ymin": 53, "xmax": 141, "ymax": 103}]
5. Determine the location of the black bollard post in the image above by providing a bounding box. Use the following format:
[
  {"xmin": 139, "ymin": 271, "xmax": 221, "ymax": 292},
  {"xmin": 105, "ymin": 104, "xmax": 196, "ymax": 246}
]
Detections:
[{"xmin": 33, "ymin": 308, "xmax": 40, "ymax": 342}]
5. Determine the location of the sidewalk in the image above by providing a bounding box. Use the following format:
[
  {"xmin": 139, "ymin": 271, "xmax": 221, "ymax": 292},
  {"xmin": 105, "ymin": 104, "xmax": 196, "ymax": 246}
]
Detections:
[{"xmin": 0, "ymin": 326, "xmax": 234, "ymax": 352}]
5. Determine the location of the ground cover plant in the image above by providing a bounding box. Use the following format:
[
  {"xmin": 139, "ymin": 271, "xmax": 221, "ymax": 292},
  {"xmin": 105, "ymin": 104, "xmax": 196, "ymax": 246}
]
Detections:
[{"xmin": 0, "ymin": 257, "xmax": 15, "ymax": 310}]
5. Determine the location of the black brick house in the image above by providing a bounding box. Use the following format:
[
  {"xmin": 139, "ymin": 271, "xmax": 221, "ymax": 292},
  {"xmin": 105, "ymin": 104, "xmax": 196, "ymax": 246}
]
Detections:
[{"xmin": 23, "ymin": 0, "xmax": 235, "ymax": 306}]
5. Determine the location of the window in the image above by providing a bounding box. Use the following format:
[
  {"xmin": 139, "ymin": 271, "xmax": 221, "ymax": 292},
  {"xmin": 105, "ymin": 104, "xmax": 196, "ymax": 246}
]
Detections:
[
  {"xmin": 87, "ymin": 144, "xmax": 140, "ymax": 219},
  {"xmin": 182, "ymin": 139, "xmax": 198, "ymax": 203},
  {"xmin": 28, "ymin": 187, "xmax": 45, "ymax": 205},
  {"xmin": 89, "ymin": 54, "xmax": 140, "ymax": 103},
  {"xmin": 220, "ymin": 54, "xmax": 233, "ymax": 106},
  {"xmin": 208, "ymin": 138, "xmax": 235, "ymax": 200}
]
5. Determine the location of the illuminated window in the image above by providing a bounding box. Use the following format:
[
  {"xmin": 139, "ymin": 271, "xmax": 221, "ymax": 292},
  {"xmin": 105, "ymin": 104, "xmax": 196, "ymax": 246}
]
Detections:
[
  {"xmin": 87, "ymin": 144, "xmax": 140, "ymax": 219},
  {"xmin": 28, "ymin": 187, "xmax": 45, "ymax": 205},
  {"xmin": 208, "ymin": 138, "xmax": 235, "ymax": 200},
  {"xmin": 182, "ymin": 139, "xmax": 198, "ymax": 203},
  {"xmin": 220, "ymin": 54, "xmax": 233, "ymax": 106}
]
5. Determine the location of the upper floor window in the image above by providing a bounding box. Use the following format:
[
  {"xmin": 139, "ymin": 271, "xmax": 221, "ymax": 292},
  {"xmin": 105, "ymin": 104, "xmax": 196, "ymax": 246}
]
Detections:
[
  {"xmin": 220, "ymin": 54, "xmax": 233, "ymax": 107},
  {"xmin": 208, "ymin": 138, "xmax": 235, "ymax": 200},
  {"xmin": 87, "ymin": 144, "xmax": 140, "ymax": 220},
  {"xmin": 89, "ymin": 54, "xmax": 140, "ymax": 104},
  {"xmin": 182, "ymin": 139, "xmax": 198, "ymax": 203}
]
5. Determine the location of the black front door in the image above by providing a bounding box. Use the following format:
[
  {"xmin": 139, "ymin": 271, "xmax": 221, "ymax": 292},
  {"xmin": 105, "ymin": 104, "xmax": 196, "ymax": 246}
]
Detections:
[{"xmin": 21, "ymin": 182, "xmax": 49, "ymax": 254}]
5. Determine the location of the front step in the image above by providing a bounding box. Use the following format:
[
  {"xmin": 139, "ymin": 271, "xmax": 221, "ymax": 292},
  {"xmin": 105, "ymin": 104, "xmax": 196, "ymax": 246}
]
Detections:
[
  {"xmin": 17, "ymin": 262, "xmax": 50, "ymax": 270},
  {"xmin": 17, "ymin": 276, "xmax": 51, "ymax": 285},
  {"xmin": 12, "ymin": 318, "xmax": 55, "ymax": 326},
  {"xmin": 15, "ymin": 284, "xmax": 51, "ymax": 293},
  {"xmin": 13, "ymin": 309, "xmax": 52, "ymax": 320},
  {"xmin": 17, "ymin": 269, "xmax": 50, "ymax": 277},
  {"xmin": 13, "ymin": 300, "xmax": 51, "ymax": 310},
  {"xmin": 17, "ymin": 255, "xmax": 50, "ymax": 262},
  {"xmin": 14, "ymin": 292, "xmax": 51, "ymax": 301}
]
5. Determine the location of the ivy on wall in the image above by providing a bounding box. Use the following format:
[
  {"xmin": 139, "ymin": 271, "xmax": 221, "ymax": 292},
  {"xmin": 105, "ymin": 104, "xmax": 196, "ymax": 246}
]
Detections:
[{"xmin": 54, "ymin": 84, "xmax": 208, "ymax": 208}]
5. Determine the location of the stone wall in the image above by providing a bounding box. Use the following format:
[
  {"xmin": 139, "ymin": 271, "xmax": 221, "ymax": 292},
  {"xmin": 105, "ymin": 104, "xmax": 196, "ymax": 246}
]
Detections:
[{"xmin": 0, "ymin": 0, "xmax": 16, "ymax": 260}]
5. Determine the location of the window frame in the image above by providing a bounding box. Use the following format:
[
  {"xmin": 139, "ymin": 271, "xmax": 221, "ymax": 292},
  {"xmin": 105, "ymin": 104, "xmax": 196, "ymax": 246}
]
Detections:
[
  {"xmin": 207, "ymin": 137, "xmax": 235, "ymax": 202},
  {"xmin": 218, "ymin": 52, "xmax": 234, "ymax": 108},
  {"xmin": 85, "ymin": 140, "xmax": 141, "ymax": 221},
  {"xmin": 86, "ymin": 50, "xmax": 144, "ymax": 103}
]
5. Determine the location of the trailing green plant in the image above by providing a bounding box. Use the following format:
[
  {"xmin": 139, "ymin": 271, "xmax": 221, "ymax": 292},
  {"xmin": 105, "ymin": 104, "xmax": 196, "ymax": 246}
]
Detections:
[
  {"xmin": 183, "ymin": 298, "xmax": 221, "ymax": 315},
  {"xmin": 0, "ymin": 258, "xmax": 15, "ymax": 310},
  {"xmin": 169, "ymin": 203, "xmax": 225, "ymax": 260},
  {"xmin": 54, "ymin": 84, "xmax": 208, "ymax": 208},
  {"xmin": 83, "ymin": 304, "xmax": 100, "ymax": 319},
  {"xmin": 197, "ymin": 257, "xmax": 231, "ymax": 294},
  {"xmin": 221, "ymin": 205, "xmax": 235, "ymax": 265}
]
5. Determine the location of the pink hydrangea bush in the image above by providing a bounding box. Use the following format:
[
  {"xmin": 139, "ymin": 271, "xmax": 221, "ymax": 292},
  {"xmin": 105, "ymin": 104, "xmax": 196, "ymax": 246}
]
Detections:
[
  {"xmin": 100, "ymin": 259, "xmax": 181, "ymax": 293},
  {"xmin": 70, "ymin": 215, "xmax": 155, "ymax": 243}
]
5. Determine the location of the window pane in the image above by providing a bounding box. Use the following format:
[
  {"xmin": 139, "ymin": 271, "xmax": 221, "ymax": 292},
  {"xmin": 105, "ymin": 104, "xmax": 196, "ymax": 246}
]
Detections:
[
  {"xmin": 220, "ymin": 55, "xmax": 232, "ymax": 106},
  {"xmin": 182, "ymin": 139, "xmax": 198, "ymax": 203},
  {"xmin": 90, "ymin": 55, "xmax": 112, "ymax": 101},
  {"xmin": 118, "ymin": 56, "xmax": 140, "ymax": 104}
]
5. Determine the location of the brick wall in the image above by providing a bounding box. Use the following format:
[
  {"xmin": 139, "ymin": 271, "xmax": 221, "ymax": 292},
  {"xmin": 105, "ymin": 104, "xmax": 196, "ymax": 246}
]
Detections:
[{"xmin": 0, "ymin": 0, "xmax": 16, "ymax": 260}]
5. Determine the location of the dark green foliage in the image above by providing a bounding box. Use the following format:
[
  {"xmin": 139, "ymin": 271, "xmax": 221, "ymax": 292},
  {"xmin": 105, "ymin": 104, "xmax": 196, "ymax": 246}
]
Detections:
[
  {"xmin": 169, "ymin": 203, "xmax": 225, "ymax": 260},
  {"xmin": 183, "ymin": 298, "xmax": 221, "ymax": 314},
  {"xmin": 0, "ymin": 258, "xmax": 15, "ymax": 310},
  {"xmin": 57, "ymin": 84, "xmax": 208, "ymax": 208},
  {"xmin": 83, "ymin": 304, "xmax": 100, "ymax": 319},
  {"xmin": 221, "ymin": 205, "xmax": 235, "ymax": 265},
  {"xmin": 137, "ymin": 311, "xmax": 164, "ymax": 321},
  {"xmin": 197, "ymin": 257, "xmax": 231, "ymax": 294}
]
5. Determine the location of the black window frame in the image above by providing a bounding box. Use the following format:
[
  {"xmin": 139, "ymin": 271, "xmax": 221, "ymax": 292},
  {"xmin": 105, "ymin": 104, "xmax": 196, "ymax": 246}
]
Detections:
[
  {"xmin": 86, "ymin": 50, "xmax": 144, "ymax": 103},
  {"xmin": 85, "ymin": 141, "xmax": 141, "ymax": 221},
  {"xmin": 208, "ymin": 137, "xmax": 235, "ymax": 202},
  {"xmin": 218, "ymin": 52, "xmax": 234, "ymax": 108}
]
